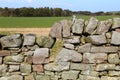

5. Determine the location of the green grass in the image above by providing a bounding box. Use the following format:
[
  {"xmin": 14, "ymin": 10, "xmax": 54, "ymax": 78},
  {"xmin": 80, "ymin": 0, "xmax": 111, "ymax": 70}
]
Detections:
[{"xmin": 0, "ymin": 15, "xmax": 120, "ymax": 28}]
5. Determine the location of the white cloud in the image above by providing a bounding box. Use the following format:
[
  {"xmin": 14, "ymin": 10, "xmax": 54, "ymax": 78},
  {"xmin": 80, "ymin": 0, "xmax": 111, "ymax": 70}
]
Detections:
[{"xmin": 27, "ymin": 0, "xmax": 32, "ymax": 3}]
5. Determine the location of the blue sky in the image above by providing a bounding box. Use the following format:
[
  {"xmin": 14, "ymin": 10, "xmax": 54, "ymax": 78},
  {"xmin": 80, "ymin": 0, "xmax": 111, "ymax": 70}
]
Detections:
[{"xmin": 0, "ymin": 0, "xmax": 120, "ymax": 12}]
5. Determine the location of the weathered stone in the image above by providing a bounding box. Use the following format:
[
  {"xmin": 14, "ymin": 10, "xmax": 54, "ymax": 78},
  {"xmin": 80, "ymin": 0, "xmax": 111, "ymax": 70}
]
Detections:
[
  {"xmin": 63, "ymin": 36, "xmax": 80, "ymax": 44},
  {"xmin": 96, "ymin": 64, "xmax": 115, "ymax": 71},
  {"xmin": 79, "ymin": 75, "xmax": 100, "ymax": 80},
  {"xmin": 81, "ymin": 70, "xmax": 99, "ymax": 77},
  {"xmin": 9, "ymin": 65, "xmax": 19, "ymax": 72},
  {"xmin": 0, "ymin": 50, "xmax": 10, "ymax": 57},
  {"xmin": 0, "ymin": 75, "xmax": 23, "ymax": 80},
  {"xmin": 20, "ymin": 62, "xmax": 31, "ymax": 74},
  {"xmin": 25, "ymin": 75, "xmax": 35, "ymax": 80},
  {"xmin": 70, "ymin": 63, "xmax": 95, "ymax": 71},
  {"xmin": 33, "ymin": 48, "xmax": 49, "ymax": 64},
  {"xmin": 86, "ymin": 34, "xmax": 107, "ymax": 45},
  {"xmin": 0, "ymin": 64, "xmax": 7, "ymax": 76},
  {"xmin": 4, "ymin": 54, "xmax": 24, "ymax": 64},
  {"xmin": 85, "ymin": 17, "xmax": 98, "ymax": 34},
  {"xmin": 96, "ymin": 19, "xmax": 112, "ymax": 34},
  {"xmin": 49, "ymin": 22, "xmax": 62, "ymax": 38},
  {"xmin": 55, "ymin": 48, "xmax": 82, "ymax": 62},
  {"xmin": 72, "ymin": 19, "xmax": 84, "ymax": 34},
  {"xmin": 0, "ymin": 34, "xmax": 22, "ymax": 48},
  {"xmin": 112, "ymin": 18, "xmax": 120, "ymax": 29},
  {"xmin": 101, "ymin": 76, "xmax": 120, "ymax": 80},
  {"xmin": 36, "ymin": 75, "xmax": 50, "ymax": 80},
  {"xmin": 23, "ymin": 34, "xmax": 36, "ymax": 46},
  {"xmin": 83, "ymin": 53, "xmax": 107, "ymax": 63},
  {"xmin": 108, "ymin": 54, "xmax": 119, "ymax": 64},
  {"xmin": 109, "ymin": 71, "xmax": 120, "ymax": 76},
  {"xmin": 0, "ymin": 57, "xmax": 2, "ymax": 64},
  {"xmin": 33, "ymin": 65, "xmax": 43, "ymax": 73},
  {"xmin": 44, "ymin": 61, "xmax": 70, "ymax": 71},
  {"xmin": 111, "ymin": 31, "xmax": 120, "ymax": 45},
  {"xmin": 90, "ymin": 46, "xmax": 118, "ymax": 53},
  {"xmin": 36, "ymin": 36, "xmax": 55, "ymax": 48},
  {"xmin": 63, "ymin": 44, "xmax": 74, "ymax": 50},
  {"xmin": 77, "ymin": 43, "xmax": 91, "ymax": 53},
  {"xmin": 62, "ymin": 70, "xmax": 80, "ymax": 80},
  {"xmin": 61, "ymin": 20, "xmax": 72, "ymax": 37}
]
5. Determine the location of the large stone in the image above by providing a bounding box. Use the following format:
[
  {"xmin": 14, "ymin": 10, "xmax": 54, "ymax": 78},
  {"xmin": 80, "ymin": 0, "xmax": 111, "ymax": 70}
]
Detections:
[
  {"xmin": 0, "ymin": 34, "xmax": 22, "ymax": 48},
  {"xmin": 83, "ymin": 53, "xmax": 107, "ymax": 63},
  {"xmin": 32, "ymin": 65, "xmax": 43, "ymax": 73},
  {"xmin": 62, "ymin": 70, "xmax": 80, "ymax": 80},
  {"xmin": 77, "ymin": 43, "xmax": 91, "ymax": 53},
  {"xmin": 81, "ymin": 70, "xmax": 99, "ymax": 77},
  {"xmin": 108, "ymin": 54, "xmax": 119, "ymax": 64},
  {"xmin": 90, "ymin": 46, "xmax": 118, "ymax": 53},
  {"xmin": 111, "ymin": 31, "xmax": 120, "ymax": 45},
  {"xmin": 9, "ymin": 65, "xmax": 19, "ymax": 72},
  {"xmin": 33, "ymin": 48, "xmax": 49, "ymax": 64},
  {"xmin": 79, "ymin": 75, "xmax": 100, "ymax": 80},
  {"xmin": 72, "ymin": 19, "xmax": 84, "ymax": 34},
  {"xmin": 20, "ymin": 62, "xmax": 31, "ymax": 74},
  {"xmin": 36, "ymin": 75, "xmax": 50, "ymax": 80},
  {"xmin": 49, "ymin": 22, "xmax": 62, "ymax": 38},
  {"xmin": 55, "ymin": 48, "xmax": 82, "ymax": 62},
  {"xmin": 112, "ymin": 18, "xmax": 120, "ymax": 29},
  {"xmin": 86, "ymin": 34, "xmax": 107, "ymax": 45},
  {"xmin": 36, "ymin": 36, "xmax": 55, "ymax": 48},
  {"xmin": 0, "ymin": 75, "xmax": 23, "ymax": 80},
  {"xmin": 85, "ymin": 17, "xmax": 98, "ymax": 34},
  {"xmin": 44, "ymin": 61, "xmax": 70, "ymax": 71},
  {"xmin": 63, "ymin": 44, "xmax": 74, "ymax": 50},
  {"xmin": 96, "ymin": 19, "xmax": 112, "ymax": 34},
  {"xmin": 0, "ymin": 50, "xmax": 10, "ymax": 57},
  {"xmin": 0, "ymin": 64, "xmax": 7, "ymax": 76},
  {"xmin": 23, "ymin": 34, "xmax": 36, "ymax": 46},
  {"xmin": 109, "ymin": 71, "xmax": 120, "ymax": 76}
]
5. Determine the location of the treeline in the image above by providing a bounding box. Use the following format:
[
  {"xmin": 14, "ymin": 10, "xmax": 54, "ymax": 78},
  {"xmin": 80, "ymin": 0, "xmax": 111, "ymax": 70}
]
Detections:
[{"xmin": 0, "ymin": 7, "xmax": 120, "ymax": 17}]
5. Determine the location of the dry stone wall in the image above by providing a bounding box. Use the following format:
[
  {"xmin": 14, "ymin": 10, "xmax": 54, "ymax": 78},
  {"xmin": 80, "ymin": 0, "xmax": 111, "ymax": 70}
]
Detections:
[{"xmin": 0, "ymin": 17, "xmax": 120, "ymax": 80}]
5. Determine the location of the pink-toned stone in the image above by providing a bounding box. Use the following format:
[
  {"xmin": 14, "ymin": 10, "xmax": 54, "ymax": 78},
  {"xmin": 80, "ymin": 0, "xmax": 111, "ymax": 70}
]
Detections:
[
  {"xmin": 115, "ymin": 29, "xmax": 120, "ymax": 32},
  {"xmin": 26, "ymin": 56, "xmax": 33, "ymax": 64},
  {"xmin": 32, "ymin": 65, "xmax": 44, "ymax": 73},
  {"xmin": 0, "ymin": 50, "xmax": 10, "ymax": 57}
]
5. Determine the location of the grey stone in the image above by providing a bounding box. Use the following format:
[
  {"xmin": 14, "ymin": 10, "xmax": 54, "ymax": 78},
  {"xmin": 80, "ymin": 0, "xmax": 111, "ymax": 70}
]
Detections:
[
  {"xmin": 112, "ymin": 18, "xmax": 120, "ymax": 29},
  {"xmin": 36, "ymin": 36, "xmax": 55, "ymax": 48},
  {"xmin": 108, "ymin": 54, "xmax": 119, "ymax": 64},
  {"xmin": 33, "ymin": 48, "xmax": 49, "ymax": 64},
  {"xmin": 81, "ymin": 70, "xmax": 99, "ymax": 77},
  {"xmin": 109, "ymin": 71, "xmax": 120, "ymax": 76},
  {"xmin": 111, "ymin": 31, "xmax": 120, "ymax": 45},
  {"xmin": 20, "ymin": 62, "xmax": 31, "ymax": 74},
  {"xmin": 101, "ymin": 76, "xmax": 120, "ymax": 80},
  {"xmin": 9, "ymin": 65, "xmax": 19, "ymax": 72},
  {"xmin": 0, "ymin": 34, "xmax": 22, "ymax": 48},
  {"xmin": 96, "ymin": 64, "xmax": 115, "ymax": 71},
  {"xmin": 0, "ymin": 75, "xmax": 23, "ymax": 80},
  {"xmin": 49, "ymin": 22, "xmax": 62, "ymax": 38},
  {"xmin": 83, "ymin": 52, "xmax": 107, "ymax": 63},
  {"xmin": 62, "ymin": 70, "xmax": 80, "ymax": 80},
  {"xmin": 90, "ymin": 46, "xmax": 118, "ymax": 53},
  {"xmin": 72, "ymin": 19, "xmax": 85, "ymax": 34},
  {"xmin": 36, "ymin": 75, "xmax": 50, "ymax": 80},
  {"xmin": 23, "ymin": 34, "xmax": 36, "ymax": 46},
  {"xmin": 86, "ymin": 34, "xmax": 107, "ymax": 45},
  {"xmin": 79, "ymin": 75, "xmax": 100, "ymax": 80},
  {"xmin": 77, "ymin": 43, "xmax": 91, "ymax": 53},
  {"xmin": 0, "ymin": 64, "xmax": 7, "ymax": 76},
  {"xmin": 85, "ymin": 17, "xmax": 98, "ymax": 34},
  {"xmin": 55, "ymin": 48, "xmax": 82, "ymax": 62},
  {"xmin": 63, "ymin": 44, "xmax": 74, "ymax": 50}
]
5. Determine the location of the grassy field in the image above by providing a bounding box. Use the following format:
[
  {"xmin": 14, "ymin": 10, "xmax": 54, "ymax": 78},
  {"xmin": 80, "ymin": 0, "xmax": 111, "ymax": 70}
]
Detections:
[{"xmin": 0, "ymin": 15, "xmax": 120, "ymax": 28}]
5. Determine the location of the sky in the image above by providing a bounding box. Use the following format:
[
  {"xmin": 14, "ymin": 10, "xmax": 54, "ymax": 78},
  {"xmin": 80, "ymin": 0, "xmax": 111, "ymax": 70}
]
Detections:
[{"xmin": 0, "ymin": 0, "xmax": 120, "ymax": 12}]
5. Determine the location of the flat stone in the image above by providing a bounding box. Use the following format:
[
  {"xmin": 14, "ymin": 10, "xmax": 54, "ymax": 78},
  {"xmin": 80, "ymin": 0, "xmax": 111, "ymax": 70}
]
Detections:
[
  {"xmin": 111, "ymin": 31, "xmax": 120, "ymax": 45},
  {"xmin": 112, "ymin": 18, "xmax": 120, "ymax": 29},
  {"xmin": 0, "ymin": 75, "xmax": 23, "ymax": 80},
  {"xmin": 81, "ymin": 70, "xmax": 99, "ymax": 77},
  {"xmin": 109, "ymin": 71, "xmax": 120, "ymax": 76},
  {"xmin": 108, "ymin": 54, "xmax": 119, "ymax": 64},
  {"xmin": 72, "ymin": 19, "xmax": 85, "ymax": 34},
  {"xmin": 0, "ymin": 50, "xmax": 10, "ymax": 57},
  {"xmin": 79, "ymin": 75, "xmax": 100, "ymax": 80},
  {"xmin": 101, "ymin": 76, "xmax": 120, "ymax": 80},
  {"xmin": 33, "ymin": 65, "xmax": 43, "ymax": 73},
  {"xmin": 0, "ymin": 57, "xmax": 2, "ymax": 64},
  {"xmin": 83, "ymin": 53, "xmax": 107, "ymax": 63},
  {"xmin": 0, "ymin": 64, "xmax": 7, "ymax": 76},
  {"xmin": 62, "ymin": 70, "xmax": 80, "ymax": 80},
  {"xmin": 9, "ymin": 65, "xmax": 19, "ymax": 72},
  {"xmin": 63, "ymin": 44, "xmax": 74, "ymax": 50},
  {"xmin": 25, "ymin": 75, "xmax": 35, "ymax": 80},
  {"xmin": 20, "ymin": 62, "xmax": 31, "ymax": 74},
  {"xmin": 90, "ymin": 46, "xmax": 118, "ymax": 53},
  {"xmin": 55, "ymin": 48, "xmax": 82, "ymax": 62},
  {"xmin": 33, "ymin": 48, "xmax": 49, "ymax": 64},
  {"xmin": 36, "ymin": 75, "xmax": 50, "ymax": 80}
]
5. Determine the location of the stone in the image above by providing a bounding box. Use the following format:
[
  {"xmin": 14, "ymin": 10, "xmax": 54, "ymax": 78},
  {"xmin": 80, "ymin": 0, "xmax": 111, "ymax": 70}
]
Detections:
[
  {"xmin": 61, "ymin": 70, "xmax": 80, "ymax": 80},
  {"xmin": 86, "ymin": 34, "xmax": 107, "ymax": 45},
  {"xmin": 0, "ymin": 57, "xmax": 2, "ymax": 64},
  {"xmin": 0, "ymin": 64, "xmax": 7, "ymax": 76},
  {"xmin": 4, "ymin": 54, "xmax": 24, "ymax": 64},
  {"xmin": 101, "ymin": 76, "xmax": 120, "ymax": 80},
  {"xmin": 77, "ymin": 43, "xmax": 91, "ymax": 53},
  {"xmin": 108, "ymin": 54, "xmax": 119, "ymax": 64},
  {"xmin": 63, "ymin": 43, "xmax": 74, "ymax": 50},
  {"xmin": 26, "ymin": 56, "xmax": 33, "ymax": 64},
  {"xmin": 79, "ymin": 75, "xmax": 100, "ymax": 80},
  {"xmin": 36, "ymin": 75, "xmax": 50, "ymax": 80},
  {"xmin": 9, "ymin": 65, "xmax": 19, "ymax": 72},
  {"xmin": 109, "ymin": 71, "xmax": 120, "ymax": 76},
  {"xmin": 33, "ymin": 48, "xmax": 49, "ymax": 64},
  {"xmin": 83, "ymin": 53, "xmax": 107, "ymax": 63},
  {"xmin": 44, "ymin": 61, "xmax": 70, "ymax": 71},
  {"xmin": 61, "ymin": 20, "xmax": 72, "ymax": 37},
  {"xmin": 99, "ymin": 71, "xmax": 107, "ymax": 76},
  {"xmin": 25, "ymin": 75, "xmax": 35, "ymax": 80},
  {"xmin": 115, "ymin": 66, "xmax": 120, "ymax": 70},
  {"xmin": 49, "ymin": 22, "xmax": 62, "ymax": 38},
  {"xmin": 85, "ymin": 17, "xmax": 98, "ymax": 34},
  {"xmin": 96, "ymin": 64, "xmax": 115, "ymax": 71},
  {"xmin": 112, "ymin": 18, "xmax": 120, "ymax": 29},
  {"xmin": 105, "ymin": 32, "xmax": 111, "ymax": 39},
  {"xmin": 111, "ymin": 31, "xmax": 120, "ymax": 45},
  {"xmin": 24, "ymin": 51, "xmax": 34, "ymax": 56},
  {"xmin": 72, "ymin": 19, "xmax": 85, "ymax": 34},
  {"xmin": 0, "ymin": 75, "xmax": 23, "ymax": 80},
  {"xmin": 96, "ymin": 19, "xmax": 112, "ymax": 34},
  {"xmin": 55, "ymin": 48, "xmax": 82, "ymax": 62},
  {"xmin": 20, "ymin": 62, "xmax": 31, "ymax": 74},
  {"xmin": 81, "ymin": 70, "xmax": 99, "ymax": 77},
  {"xmin": 116, "ymin": 28, "xmax": 120, "ymax": 32},
  {"xmin": 90, "ymin": 46, "xmax": 118, "ymax": 53},
  {"xmin": 70, "ymin": 63, "xmax": 95, "ymax": 71},
  {"xmin": 36, "ymin": 36, "xmax": 55, "ymax": 48},
  {"xmin": 23, "ymin": 34, "xmax": 36, "ymax": 46},
  {"xmin": 26, "ymin": 45, "xmax": 39, "ymax": 51},
  {"xmin": 0, "ymin": 50, "xmax": 10, "ymax": 57},
  {"xmin": 63, "ymin": 36, "xmax": 80, "ymax": 44},
  {"xmin": 0, "ymin": 34, "xmax": 22, "ymax": 48},
  {"xmin": 33, "ymin": 65, "xmax": 43, "ymax": 73},
  {"xmin": 45, "ymin": 71, "xmax": 54, "ymax": 77}
]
